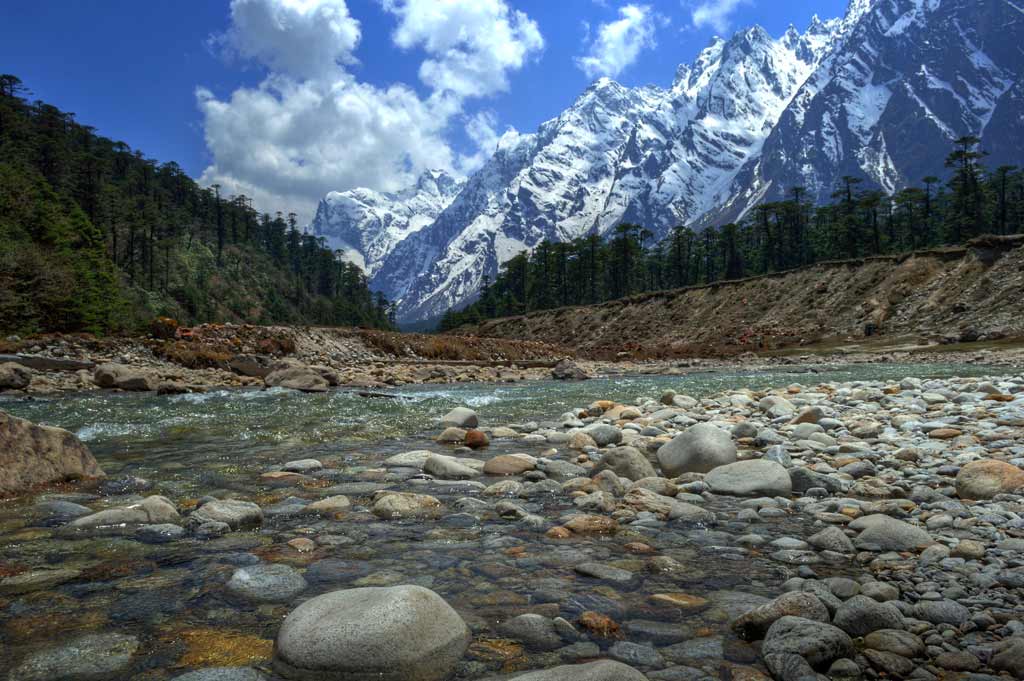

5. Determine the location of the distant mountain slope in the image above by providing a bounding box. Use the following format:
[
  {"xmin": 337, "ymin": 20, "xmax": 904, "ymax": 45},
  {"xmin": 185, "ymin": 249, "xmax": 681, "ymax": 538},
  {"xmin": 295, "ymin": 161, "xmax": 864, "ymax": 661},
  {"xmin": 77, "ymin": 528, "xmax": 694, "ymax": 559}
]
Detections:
[{"xmin": 313, "ymin": 0, "xmax": 1023, "ymax": 324}]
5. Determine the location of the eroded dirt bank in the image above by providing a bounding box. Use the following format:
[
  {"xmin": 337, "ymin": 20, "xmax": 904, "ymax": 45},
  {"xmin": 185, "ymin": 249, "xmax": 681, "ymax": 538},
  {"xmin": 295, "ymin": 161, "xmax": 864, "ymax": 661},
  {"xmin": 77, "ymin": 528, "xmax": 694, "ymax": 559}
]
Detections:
[{"xmin": 460, "ymin": 235, "xmax": 1024, "ymax": 359}]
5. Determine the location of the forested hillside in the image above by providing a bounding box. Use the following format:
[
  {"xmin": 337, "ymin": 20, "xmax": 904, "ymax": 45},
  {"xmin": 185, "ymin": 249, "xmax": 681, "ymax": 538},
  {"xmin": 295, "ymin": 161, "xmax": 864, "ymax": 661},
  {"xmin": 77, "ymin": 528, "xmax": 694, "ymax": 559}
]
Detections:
[
  {"xmin": 0, "ymin": 75, "xmax": 392, "ymax": 335},
  {"xmin": 440, "ymin": 137, "xmax": 1022, "ymax": 330}
]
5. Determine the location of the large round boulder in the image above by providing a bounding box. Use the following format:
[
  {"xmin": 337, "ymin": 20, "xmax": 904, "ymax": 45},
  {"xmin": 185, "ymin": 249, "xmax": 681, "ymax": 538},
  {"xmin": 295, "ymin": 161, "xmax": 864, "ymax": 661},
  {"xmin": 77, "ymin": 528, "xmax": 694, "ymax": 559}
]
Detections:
[
  {"xmin": 440, "ymin": 407, "xmax": 478, "ymax": 428},
  {"xmin": 0, "ymin": 362, "xmax": 32, "ymax": 390},
  {"xmin": 656, "ymin": 423, "xmax": 737, "ymax": 476},
  {"xmin": 273, "ymin": 585, "xmax": 471, "ymax": 681},
  {"xmin": 593, "ymin": 446, "xmax": 657, "ymax": 482},
  {"xmin": 852, "ymin": 515, "xmax": 934, "ymax": 552},
  {"xmin": 705, "ymin": 459, "xmax": 792, "ymax": 497},
  {"xmin": 264, "ymin": 365, "xmax": 329, "ymax": 393},
  {"xmin": 955, "ymin": 460, "xmax": 1024, "ymax": 500},
  {"xmin": 0, "ymin": 411, "xmax": 104, "ymax": 497}
]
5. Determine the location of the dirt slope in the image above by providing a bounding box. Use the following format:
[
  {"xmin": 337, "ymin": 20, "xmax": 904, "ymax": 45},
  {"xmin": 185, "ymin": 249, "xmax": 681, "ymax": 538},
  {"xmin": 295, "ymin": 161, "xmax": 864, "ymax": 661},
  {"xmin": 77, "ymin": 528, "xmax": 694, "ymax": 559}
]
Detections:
[{"xmin": 460, "ymin": 236, "xmax": 1024, "ymax": 359}]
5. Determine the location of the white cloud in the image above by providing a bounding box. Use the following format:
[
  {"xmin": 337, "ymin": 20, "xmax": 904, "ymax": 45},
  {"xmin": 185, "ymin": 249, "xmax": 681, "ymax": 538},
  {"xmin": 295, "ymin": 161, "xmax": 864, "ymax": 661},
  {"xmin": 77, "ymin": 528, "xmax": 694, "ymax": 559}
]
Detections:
[
  {"xmin": 197, "ymin": 0, "xmax": 542, "ymax": 223},
  {"xmin": 575, "ymin": 4, "xmax": 658, "ymax": 80},
  {"xmin": 385, "ymin": 0, "xmax": 544, "ymax": 100},
  {"xmin": 691, "ymin": 0, "xmax": 751, "ymax": 34},
  {"xmin": 219, "ymin": 0, "xmax": 361, "ymax": 79}
]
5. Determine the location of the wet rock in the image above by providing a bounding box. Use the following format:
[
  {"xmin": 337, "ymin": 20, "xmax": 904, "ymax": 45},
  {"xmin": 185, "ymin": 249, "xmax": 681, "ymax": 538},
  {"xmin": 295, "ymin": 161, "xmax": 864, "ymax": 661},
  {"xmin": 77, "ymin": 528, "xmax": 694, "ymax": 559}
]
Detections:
[
  {"xmin": 6, "ymin": 632, "xmax": 139, "ymax": 681},
  {"xmin": 609, "ymin": 641, "xmax": 664, "ymax": 668},
  {"xmin": 0, "ymin": 568, "xmax": 81, "ymax": 595},
  {"xmin": 306, "ymin": 495, "xmax": 351, "ymax": 515},
  {"xmin": 499, "ymin": 660, "xmax": 647, "ymax": 680},
  {"xmin": 564, "ymin": 514, "xmax": 618, "ymax": 534},
  {"xmin": 0, "ymin": 361, "xmax": 32, "ymax": 389},
  {"xmin": 575, "ymin": 562, "xmax": 635, "ymax": 583},
  {"xmin": 705, "ymin": 459, "xmax": 792, "ymax": 497},
  {"xmin": 226, "ymin": 563, "xmax": 308, "ymax": 603},
  {"xmin": 991, "ymin": 637, "xmax": 1024, "ymax": 677},
  {"xmin": 273, "ymin": 585, "xmax": 471, "ymax": 681},
  {"xmin": 33, "ymin": 499, "xmax": 93, "ymax": 525},
  {"xmin": 93, "ymin": 363, "xmax": 156, "ymax": 391},
  {"xmin": 282, "ymin": 458, "xmax": 322, "ymax": 473},
  {"xmin": 552, "ymin": 359, "xmax": 589, "ymax": 380},
  {"xmin": 436, "ymin": 427, "xmax": 467, "ymax": 444},
  {"xmin": 762, "ymin": 616, "xmax": 854, "ymax": 676},
  {"xmin": 862, "ymin": 649, "xmax": 914, "ymax": 677},
  {"xmin": 99, "ymin": 475, "xmax": 153, "ymax": 495},
  {"xmin": 657, "ymin": 423, "xmax": 737, "ymax": 476},
  {"xmin": 955, "ymin": 459, "xmax": 1024, "ymax": 499},
  {"xmin": 912, "ymin": 600, "xmax": 970, "ymax": 626},
  {"xmin": 833, "ymin": 596, "xmax": 904, "ymax": 637},
  {"xmin": 807, "ymin": 526, "xmax": 855, "ymax": 553},
  {"xmin": 136, "ymin": 523, "xmax": 186, "ymax": 544},
  {"xmin": 732, "ymin": 592, "xmax": 830, "ymax": 641},
  {"xmin": 70, "ymin": 495, "xmax": 179, "ymax": 528},
  {"xmin": 464, "ymin": 430, "xmax": 490, "ymax": 449},
  {"xmin": 863, "ymin": 629, "xmax": 925, "ymax": 658},
  {"xmin": 593, "ymin": 446, "xmax": 657, "ymax": 481},
  {"xmin": 483, "ymin": 454, "xmax": 536, "ymax": 475},
  {"xmin": 188, "ymin": 499, "xmax": 263, "ymax": 530},
  {"xmin": 497, "ymin": 614, "xmax": 563, "ymax": 651},
  {"xmin": 582, "ymin": 423, "xmax": 622, "ymax": 447},
  {"xmin": 423, "ymin": 454, "xmax": 479, "ymax": 480},
  {"xmin": 371, "ymin": 491, "xmax": 441, "ymax": 519},
  {"xmin": 852, "ymin": 515, "xmax": 934, "ymax": 552},
  {"xmin": 264, "ymin": 365, "xmax": 329, "ymax": 393},
  {"xmin": 0, "ymin": 411, "xmax": 104, "ymax": 497},
  {"xmin": 440, "ymin": 407, "xmax": 478, "ymax": 428},
  {"xmin": 789, "ymin": 468, "xmax": 843, "ymax": 495}
]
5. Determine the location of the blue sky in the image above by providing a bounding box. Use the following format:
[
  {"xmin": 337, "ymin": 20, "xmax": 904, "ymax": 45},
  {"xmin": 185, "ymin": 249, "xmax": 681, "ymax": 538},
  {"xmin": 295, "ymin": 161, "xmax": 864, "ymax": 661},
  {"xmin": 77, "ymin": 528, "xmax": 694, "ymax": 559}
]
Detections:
[{"xmin": 2, "ymin": 0, "xmax": 849, "ymax": 220}]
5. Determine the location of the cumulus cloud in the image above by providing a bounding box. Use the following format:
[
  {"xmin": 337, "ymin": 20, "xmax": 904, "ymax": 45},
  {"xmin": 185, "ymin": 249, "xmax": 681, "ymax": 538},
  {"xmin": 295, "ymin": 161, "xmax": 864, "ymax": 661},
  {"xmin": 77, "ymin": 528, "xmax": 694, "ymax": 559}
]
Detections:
[
  {"xmin": 691, "ymin": 0, "xmax": 751, "ymax": 34},
  {"xmin": 575, "ymin": 4, "xmax": 657, "ymax": 80},
  {"xmin": 457, "ymin": 110, "xmax": 523, "ymax": 173},
  {"xmin": 385, "ymin": 0, "xmax": 544, "ymax": 100},
  {"xmin": 197, "ymin": 0, "xmax": 543, "ymax": 223}
]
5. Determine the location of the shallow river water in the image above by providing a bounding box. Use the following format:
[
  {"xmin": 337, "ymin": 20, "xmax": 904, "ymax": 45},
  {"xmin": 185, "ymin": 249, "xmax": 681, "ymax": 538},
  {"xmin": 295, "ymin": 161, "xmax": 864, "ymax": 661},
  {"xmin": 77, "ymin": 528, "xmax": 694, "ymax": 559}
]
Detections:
[{"xmin": 0, "ymin": 363, "xmax": 1003, "ymax": 679}]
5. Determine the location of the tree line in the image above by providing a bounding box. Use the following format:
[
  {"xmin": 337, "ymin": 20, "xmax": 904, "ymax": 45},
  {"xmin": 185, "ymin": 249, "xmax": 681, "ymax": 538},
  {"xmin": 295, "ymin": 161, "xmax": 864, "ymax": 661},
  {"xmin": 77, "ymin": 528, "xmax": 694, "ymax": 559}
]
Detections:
[
  {"xmin": 0, "ymin": 74, "xmax": 393, "ymax": 335},
  {"xmin": 440, "ymin": 136, "xmax": 1021, "ymax": 331}
]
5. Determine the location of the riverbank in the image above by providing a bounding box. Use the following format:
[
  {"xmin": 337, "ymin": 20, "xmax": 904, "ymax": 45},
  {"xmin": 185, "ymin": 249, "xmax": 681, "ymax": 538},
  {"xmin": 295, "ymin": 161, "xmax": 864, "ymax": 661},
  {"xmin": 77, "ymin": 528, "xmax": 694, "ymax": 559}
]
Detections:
[
  {"xmin": 1, "ymin": 321, "xmax": 1022, "ymax": 396},
  {"xmin": 1, "ymin": 368, "xmax": 1022, "ymax": 680}
]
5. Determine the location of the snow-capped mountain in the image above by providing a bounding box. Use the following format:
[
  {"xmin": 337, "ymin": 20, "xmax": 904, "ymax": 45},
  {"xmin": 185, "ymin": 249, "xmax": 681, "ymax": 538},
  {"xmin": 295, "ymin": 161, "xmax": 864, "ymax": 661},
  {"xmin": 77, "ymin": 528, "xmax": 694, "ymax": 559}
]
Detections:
[
  {"xmin": 314, "ymin": 0, "xmax": 1023, "ymax": 324},
  {"xmin": 310, "ymin": 169, "xmax": 464, "ymax": 276}
]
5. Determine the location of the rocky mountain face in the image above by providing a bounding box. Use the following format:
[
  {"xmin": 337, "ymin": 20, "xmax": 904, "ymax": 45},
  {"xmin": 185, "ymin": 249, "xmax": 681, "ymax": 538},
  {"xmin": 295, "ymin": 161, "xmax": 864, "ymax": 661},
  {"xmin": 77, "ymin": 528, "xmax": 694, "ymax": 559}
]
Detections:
[
  {"xmin": 310, "ymin": 169, "xmax": 464, "ymax": 276},
  {"xmin": 312, "ymin": 0, "xmax": 1024, "ymax": 325}
]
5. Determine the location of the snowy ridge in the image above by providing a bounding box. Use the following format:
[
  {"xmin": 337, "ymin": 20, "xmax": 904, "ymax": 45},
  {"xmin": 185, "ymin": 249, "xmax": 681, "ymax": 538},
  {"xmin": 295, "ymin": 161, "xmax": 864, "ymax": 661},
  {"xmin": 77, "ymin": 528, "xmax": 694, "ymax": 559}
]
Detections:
[{"xmin": 311, "ymin": 0, "xmax": 1023, "ymax": 324}]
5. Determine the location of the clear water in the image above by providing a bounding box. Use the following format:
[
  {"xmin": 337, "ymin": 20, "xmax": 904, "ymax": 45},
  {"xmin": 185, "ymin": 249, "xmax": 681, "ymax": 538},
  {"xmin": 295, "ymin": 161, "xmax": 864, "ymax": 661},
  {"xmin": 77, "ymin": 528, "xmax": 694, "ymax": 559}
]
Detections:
[{"xmin": 0, "ymin": 363, "xmax": 1001, "ymax": 679}]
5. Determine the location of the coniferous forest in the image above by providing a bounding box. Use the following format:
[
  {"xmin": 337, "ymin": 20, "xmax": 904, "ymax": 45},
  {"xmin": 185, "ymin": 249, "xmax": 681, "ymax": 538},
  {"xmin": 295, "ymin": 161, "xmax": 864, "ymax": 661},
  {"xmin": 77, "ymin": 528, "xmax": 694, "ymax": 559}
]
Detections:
[
  {"xmin": 0, "ymin": 75, "xmax": 393, "ymax": 335},
  {"xmin": 440, "ymin": 137, "xmax": 1022, "ymax": 331}
]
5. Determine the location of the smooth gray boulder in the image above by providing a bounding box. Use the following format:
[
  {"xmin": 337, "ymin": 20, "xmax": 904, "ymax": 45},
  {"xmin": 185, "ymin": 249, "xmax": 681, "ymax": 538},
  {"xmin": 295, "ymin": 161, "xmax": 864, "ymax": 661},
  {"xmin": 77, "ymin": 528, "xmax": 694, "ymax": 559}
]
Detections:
[
  {"xmin": 593, "ymin": 446, "xmax": 657, "ymax": 481},
  {"xmin": 423, "ymin": 454, "xmax": 479, "ymax": 480},
  {"xmin": 852, "ymin": 515, "xmax": 934, "ymax": 552},
  {"xmin": 582, "ymin": 424, "xmax": 622, "ymax": 447},
  {"xmin": 499, "ymin": 660, "xmax": 648, "ymax": 680},
  {"xmin": 657, "ymin": 423, "xmax": 737, "ymax": 476},
  {"xmin": 70, "ymin": 495, "xmax": 179, "ymax": 528},
  {"xmin": 440, "ymin": 407, "xmax": 478, "ymax": 428},
  {"xmin": 188, "ymin": 499, "xmax": 263, "ymax": 530},
  {"xmin": 273, "ymin": 585, "xmax": 471, "ymax": 681},
  {"xmin": 0, "ymin": 411, "xmax": 105, "ymax": 497},
  {"xmin": 264, "ymin": 365, "xmax": 329, "ymax": 393},
  {"xmin": 732, "ymin": 592, "xmax": 830, "ymax": 641},
  {"xmin": 807, "ymin": 526, "xmax": 856, "ymax": 554},
  {"xmin": 705, "ymin": 459, "xmax": 792, "ymax": 497},
  {"xmin": 833, "ymin": 596, "xmax": 904, "ymax": 637},
  {"xmin": 762, "ymin": 616, "xmax": 854, "ymax": 675}
]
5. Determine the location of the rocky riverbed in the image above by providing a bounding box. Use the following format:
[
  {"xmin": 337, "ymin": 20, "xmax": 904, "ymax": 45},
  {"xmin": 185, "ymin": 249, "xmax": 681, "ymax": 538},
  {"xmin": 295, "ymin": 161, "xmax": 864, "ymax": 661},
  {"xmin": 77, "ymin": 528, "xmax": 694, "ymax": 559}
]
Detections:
[{"xmin": 1, "ymin": 368, "xmax": 1023, "ymax": 680}]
